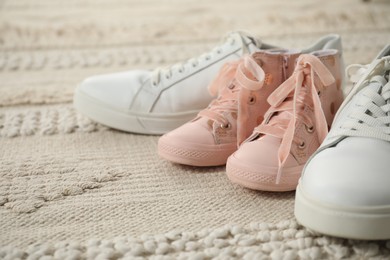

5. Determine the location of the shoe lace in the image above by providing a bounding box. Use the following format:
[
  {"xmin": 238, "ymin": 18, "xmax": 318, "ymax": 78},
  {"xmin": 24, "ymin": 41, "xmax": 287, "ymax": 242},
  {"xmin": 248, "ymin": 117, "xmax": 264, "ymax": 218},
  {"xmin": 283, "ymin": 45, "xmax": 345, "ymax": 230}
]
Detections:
[
  {"xmin": 335, "ymin": 60, "xmax": 390, "ymax": 141},
  {"xmin": 346, "ymin": 63, "xmax": 369, "ymax": 85},
  {"xmin": 150, "ymin": 31, "xmax": 261, "ymax": 86},
  {"xmin": 198, "ymin": 55, "xmax": 265, "ymax": 130},
  {"xmin": 254, "ymin": 54, "xmax": 335, "ymax": 184}
]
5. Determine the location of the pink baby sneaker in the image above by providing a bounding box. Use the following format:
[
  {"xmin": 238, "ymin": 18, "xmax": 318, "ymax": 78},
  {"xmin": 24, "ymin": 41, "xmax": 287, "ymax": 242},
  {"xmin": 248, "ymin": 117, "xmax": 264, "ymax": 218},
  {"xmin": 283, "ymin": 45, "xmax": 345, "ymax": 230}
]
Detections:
[
  {"xmin": 158, "ymin": 50, "xmax": 300, "ymax": 166},
  {"xmin": 226, "ymin": 50, "xmax": 344, "ymax": 191}
]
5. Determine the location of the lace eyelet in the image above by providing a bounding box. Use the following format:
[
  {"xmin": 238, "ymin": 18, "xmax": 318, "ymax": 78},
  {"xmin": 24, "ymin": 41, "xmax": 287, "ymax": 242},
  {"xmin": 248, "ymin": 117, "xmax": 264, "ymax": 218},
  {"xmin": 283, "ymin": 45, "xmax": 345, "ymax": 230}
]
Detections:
[
  {"xmin": 178, "ymin": 69, "xmax": 183, "ymax": 73},
  {"xmin": 228, "ymin": 83, "xmax": 235, "ymax": 89},
  {"xmin": 217, "ymin": 49, "xmax": 222, "ymax": 54},
  {"xmin": 305, "ymin": 125, "xmax": 314, "ymax": 133},
  {"xmin": 192, "ymin": 63, "xmax": 197, "ymax": 68},
  {"xmin": 165, "ymin": 75, "xmax": 170, "ymax": 80},
  {"xmin": 152, "ymin": 82, "xmax": 157, "ymax": 87},
  {"xmin": 317, "ymin": 91, "xmax": 321, "ymax": 97},
  {"xmin": 298, "ymin": 141, "xmax": 306, "ymax": 149},
  {"xmin": 248, "ymin": 95, "xmax": 256, "ymax": 105},
  {"xmin": 220, "ymin": 123, "xmax": 231, "ymax": 130}
]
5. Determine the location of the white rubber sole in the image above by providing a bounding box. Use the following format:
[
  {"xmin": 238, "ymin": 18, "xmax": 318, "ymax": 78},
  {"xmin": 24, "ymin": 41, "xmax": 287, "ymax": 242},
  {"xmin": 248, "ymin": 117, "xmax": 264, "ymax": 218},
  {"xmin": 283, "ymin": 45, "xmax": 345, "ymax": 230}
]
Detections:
[
  {"xmin": 74, "ymin": 86, "xmax": 200, "ymax": 135},
  {"xmin": 295, "ymin": 184, "xmax": 390, "ymax": 240}
]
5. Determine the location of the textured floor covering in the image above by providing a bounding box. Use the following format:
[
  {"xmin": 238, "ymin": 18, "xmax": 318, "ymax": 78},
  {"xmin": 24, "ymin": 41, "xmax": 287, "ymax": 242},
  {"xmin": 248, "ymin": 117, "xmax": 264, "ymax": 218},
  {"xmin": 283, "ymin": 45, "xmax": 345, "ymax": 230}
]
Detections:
[{"xmin": 1, "ymin": 0, "xmax": 390, "ymax": 258}]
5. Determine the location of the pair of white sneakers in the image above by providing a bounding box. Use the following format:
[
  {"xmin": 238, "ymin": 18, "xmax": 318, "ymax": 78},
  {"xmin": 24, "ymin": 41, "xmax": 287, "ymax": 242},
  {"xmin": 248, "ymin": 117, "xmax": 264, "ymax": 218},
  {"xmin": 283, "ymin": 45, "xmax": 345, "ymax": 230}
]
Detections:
[{"xmin": 74, "ymin": 32, "xmax": 390, "ymax": 240}]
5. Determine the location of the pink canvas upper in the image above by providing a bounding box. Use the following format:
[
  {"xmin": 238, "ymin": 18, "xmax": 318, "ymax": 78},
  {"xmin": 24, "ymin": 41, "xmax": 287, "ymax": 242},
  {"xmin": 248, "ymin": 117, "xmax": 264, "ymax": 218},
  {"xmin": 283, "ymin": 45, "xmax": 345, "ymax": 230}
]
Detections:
[
  {"xmin": 158, "ymin": 50, "xmax": 301, "ymax": 166},
  {"xmin": 227, "ymin": 50, "xmax": 344, "ymax": 190}
]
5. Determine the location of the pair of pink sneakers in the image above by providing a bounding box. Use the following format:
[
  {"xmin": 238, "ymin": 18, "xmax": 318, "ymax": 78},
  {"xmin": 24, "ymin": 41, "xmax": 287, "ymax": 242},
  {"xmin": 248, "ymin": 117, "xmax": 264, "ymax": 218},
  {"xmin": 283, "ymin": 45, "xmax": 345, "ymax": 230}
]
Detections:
[{"xmin": 158, "ymin": 47, "xmax": 344, "ymax": 191}]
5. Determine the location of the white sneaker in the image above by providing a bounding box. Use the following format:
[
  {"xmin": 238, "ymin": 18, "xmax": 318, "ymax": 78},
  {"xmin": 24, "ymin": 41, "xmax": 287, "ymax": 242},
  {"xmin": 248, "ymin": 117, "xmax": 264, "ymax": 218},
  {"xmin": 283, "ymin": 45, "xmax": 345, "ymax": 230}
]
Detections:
[
  {"xmin": 74, "ymin": 31, "xmax": 268, "ymax": 134},
  {"xmin": 295, "ymin": 45, "xmax": 390, "ymax": 240}
]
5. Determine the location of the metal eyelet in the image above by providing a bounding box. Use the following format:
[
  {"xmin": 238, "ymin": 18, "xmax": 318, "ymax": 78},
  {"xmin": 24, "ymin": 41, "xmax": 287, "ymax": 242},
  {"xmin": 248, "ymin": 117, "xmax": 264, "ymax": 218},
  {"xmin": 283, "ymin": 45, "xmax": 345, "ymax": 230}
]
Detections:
[
  {"xmin": 248, "ymin": 95, "xmax": 256, "ymax": 105},
  {"xmin": 305, "ymin": 125, "xmax": 314, "ymax": 133},
  {"xmin": 220, "ymin": 123, "xmax": 231, "ymax": 130},
  {"xmin": 298, "ymin": 141, "xmax": 306, "ymax": 149}
]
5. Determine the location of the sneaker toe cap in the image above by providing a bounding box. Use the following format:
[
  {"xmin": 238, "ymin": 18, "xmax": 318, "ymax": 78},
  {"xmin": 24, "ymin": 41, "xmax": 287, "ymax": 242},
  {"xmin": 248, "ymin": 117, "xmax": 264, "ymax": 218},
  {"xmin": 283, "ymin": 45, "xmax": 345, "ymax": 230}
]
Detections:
[
  {"xmin": 301, "ymin": 137, "xmax": 390, "ymax": 207},
  {"xmin": 77, "ymin": 70, "xmax": 150, "ymax": 109},
  {"xmin": 232, "ymin": 135, "xmax": 299, "ymax": 170},
  {"xmin": 162, "ymin": 119, "xmax": 216, "ymax": 146}
]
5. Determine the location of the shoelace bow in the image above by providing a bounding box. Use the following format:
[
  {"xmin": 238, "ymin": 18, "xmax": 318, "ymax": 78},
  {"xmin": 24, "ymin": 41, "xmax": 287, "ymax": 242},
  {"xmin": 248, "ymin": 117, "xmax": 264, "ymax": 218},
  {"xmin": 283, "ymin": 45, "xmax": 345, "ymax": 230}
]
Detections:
[
  {"xmin": 254, "ymin": 54, "xmax": 335, "ymax": 184},
  {"xmin": 150, "ymin": 31, "xmax": 260, "ymax": 86},
  {"xmin": 198, "ymin": 56, "xmax": 265, "ymax": 133},
  {"xmin": 337, "ymin": 60, "xmax": 390, "ymax": 141}
]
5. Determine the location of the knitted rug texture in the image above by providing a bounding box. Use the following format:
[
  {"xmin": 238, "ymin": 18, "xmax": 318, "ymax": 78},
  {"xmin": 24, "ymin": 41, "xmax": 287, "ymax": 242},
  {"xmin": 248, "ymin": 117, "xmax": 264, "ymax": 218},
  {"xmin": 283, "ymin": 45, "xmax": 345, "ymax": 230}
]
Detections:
[{"xmin": 1, "ymin": 0, "xmax": 390, "ymax": 259}]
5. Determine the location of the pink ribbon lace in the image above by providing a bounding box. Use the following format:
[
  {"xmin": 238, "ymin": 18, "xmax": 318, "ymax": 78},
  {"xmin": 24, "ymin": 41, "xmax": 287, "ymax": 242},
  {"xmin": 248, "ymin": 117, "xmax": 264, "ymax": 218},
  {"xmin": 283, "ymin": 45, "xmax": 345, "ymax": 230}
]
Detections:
[
  {"xmin": 255, "ymin": 54, "xmax": 335, "ymax": 183},
  {"xmin": 199, "ymin": 56, "xmax": 265, "ymax": 137}
]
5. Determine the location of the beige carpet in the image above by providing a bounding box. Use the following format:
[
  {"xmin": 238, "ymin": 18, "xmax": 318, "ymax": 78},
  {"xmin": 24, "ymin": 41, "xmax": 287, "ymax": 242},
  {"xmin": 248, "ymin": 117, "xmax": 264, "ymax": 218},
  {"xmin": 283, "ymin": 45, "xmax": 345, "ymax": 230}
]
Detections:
[{"xmin": 1, "ymin": 0, "xmax": 390, "ymax": 258}]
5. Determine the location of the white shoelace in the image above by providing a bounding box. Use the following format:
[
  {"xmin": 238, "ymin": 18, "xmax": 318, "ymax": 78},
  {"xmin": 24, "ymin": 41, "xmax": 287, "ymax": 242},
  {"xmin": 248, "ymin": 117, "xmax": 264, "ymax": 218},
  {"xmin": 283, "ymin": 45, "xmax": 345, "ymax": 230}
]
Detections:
[
  {"xmin": 150, "ymin": 31, "xmax": 261, "ymax": 86},
  {"xmin": 346, "ymin": 63, "xmax": 369, "ymax": 84},
  {"xmin": 334, "ymin": 60, "xmax": 390, "ymax": 141}
]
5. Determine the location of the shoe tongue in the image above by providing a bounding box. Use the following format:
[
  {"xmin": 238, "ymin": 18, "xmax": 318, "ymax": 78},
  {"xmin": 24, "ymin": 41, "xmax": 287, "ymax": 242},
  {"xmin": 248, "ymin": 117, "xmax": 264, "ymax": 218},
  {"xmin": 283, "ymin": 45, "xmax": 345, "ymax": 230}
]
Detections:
[
  {"xmin": 267, "ymin": 96, "xmax": 294, "ymax": 126},
  {"xmin": 195, "ymin": 84, "xmax": 239, "ymax": 128},
  {"xmin": 229, "ymin": 31, "xmax": 262, "ymax": 52},
  {"xmin": 211, "ymin": 85, "xmax": 238, "ymax": 112},
  {"xmin": 269, "ymin": 111, "xmax": 291, "ymax": 123},
  {"xmin": 375, "ymin": 44, "xmax": 390, "ymax": 60},
  {"xmin": 245, "ymin": 35, "xmax": 262, "ymax": 48}
]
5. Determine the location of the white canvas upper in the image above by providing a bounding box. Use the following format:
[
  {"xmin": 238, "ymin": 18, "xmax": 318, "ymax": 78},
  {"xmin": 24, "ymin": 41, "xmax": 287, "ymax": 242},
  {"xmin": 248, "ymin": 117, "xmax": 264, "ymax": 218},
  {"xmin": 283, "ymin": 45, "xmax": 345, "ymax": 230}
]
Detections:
[
  {"xmin": 295, "ymin": 45, "xmax": 390, "ymax": 240},
  {"xmin": 74, "ymin": 31, "xmax": 267, "ymax": 134}
]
